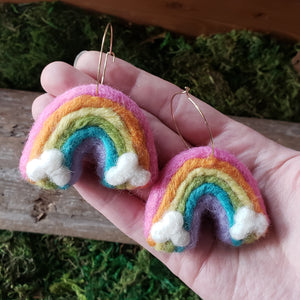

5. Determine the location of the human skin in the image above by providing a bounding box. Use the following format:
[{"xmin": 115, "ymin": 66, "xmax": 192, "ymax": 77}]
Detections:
[{"xmin": 32, "ymin": 51, "xmax": 300, "ymax": 299}]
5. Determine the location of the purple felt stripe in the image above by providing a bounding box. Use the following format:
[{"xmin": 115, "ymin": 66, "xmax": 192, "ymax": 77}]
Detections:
[
  {"xmin": 68, "ymin": 138, "xmax": 106, "ymax": 185},
  {"xmin": 185, "ymin": 194, "xmax": 232, "ymax": 250}
]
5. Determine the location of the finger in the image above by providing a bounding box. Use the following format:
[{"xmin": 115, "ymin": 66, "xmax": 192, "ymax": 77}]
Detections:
[
  {"xmin": 75, "ymin": 53, "xmax": 300, "ymax": 172},
  {"xmin": 75, "ymin": 51, "xmax": 229, "ymax": 145},
  {"xmin": 40, "ymin": 56, "xmax": 293, "ymax": 173},
  {"xmin": 41, "ymin": 61, "xmax": 95, "ymax": 96},
  {"xmin": 43, "ymin": 56, "xmax": 227, "ymax": 146},
  {"xmin": 32, "ymin": 93, "xmax": 54, "ymax": 120}
]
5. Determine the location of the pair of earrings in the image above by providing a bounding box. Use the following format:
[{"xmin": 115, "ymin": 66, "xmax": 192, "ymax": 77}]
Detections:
[{"xmin": 19, "ymin": 24, "xmax": 269, "ymax": 252}]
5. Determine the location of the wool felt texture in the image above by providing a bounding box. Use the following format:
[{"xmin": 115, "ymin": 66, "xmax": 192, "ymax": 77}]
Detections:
[
  {"xmin": 26, "ymin": 149, "xmax": 71, "ymax": 187},
  {"xmin": 150, "ymin": 211, "xmax": 190, "ymax": 248},
  {"xmin": 44, "ymin": 107, "xmax": 135, "ymax": 154},
  {"xmin": 173, "ymin": 194, "xmax": 234, "ymax": 253},
  {"xmin": 61, "ymin": 126, "xmax": 118, "ymax": 188},
  {"xmin": 145, "ymin": 146, "xmax": 269, "ymax": 252},
  {"xmin": 105, "ymin": 152, "xmax": 151, "ymax": 187},
  {"xmin": 187, "ymin": 194, "xmax": 233, "ymax": 249},
  {"xmin": 68, "ymin": 138, "xmax": 105, "ymax": 186},
  {"xmin": 20, "ymin": 84, "xmax": 158, "ymax": 190}
]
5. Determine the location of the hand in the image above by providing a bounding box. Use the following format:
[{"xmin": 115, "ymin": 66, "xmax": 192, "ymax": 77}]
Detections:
[{"xmin": 32, "ymin": 52, "xmax": 300, "ymax": 299}]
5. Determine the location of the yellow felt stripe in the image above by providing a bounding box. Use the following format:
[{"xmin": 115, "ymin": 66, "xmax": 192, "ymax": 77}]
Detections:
[
  {"xmin": 168, "ymin": 167, "xmax": 253, "ymax": 211},
  {"xmin": 43, "ymin": 107, "xmax": 135, "ymax": 153}
]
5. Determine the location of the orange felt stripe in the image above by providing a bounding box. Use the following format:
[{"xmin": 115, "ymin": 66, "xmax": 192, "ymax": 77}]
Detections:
[
  {"xmin": 152, "ymin": 157, "xmax": 262, "ymax": 226},
  {"xmin": 147, "ymin": 237, "xmax": 156, "ymax": 247},
  {"xmin": 29, "ymin": 95, "xmax": 149, "ymax": 170}
]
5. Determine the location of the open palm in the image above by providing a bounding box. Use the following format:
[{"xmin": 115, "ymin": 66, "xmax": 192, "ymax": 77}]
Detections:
[{"xmin": 32, "ymin": 52, "xmax": 300, "ymax": 299}]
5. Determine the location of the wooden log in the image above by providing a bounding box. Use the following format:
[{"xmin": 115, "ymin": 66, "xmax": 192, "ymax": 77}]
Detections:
[
  {"xmin": 0, "ymin": 88, "xmax": 299, "ymax": 243},
  {"xmin": 4, "ymin": 0, "xmax": 300, "ymax": 40}
]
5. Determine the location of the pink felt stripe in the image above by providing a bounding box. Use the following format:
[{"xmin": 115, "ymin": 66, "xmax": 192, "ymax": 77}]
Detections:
[
  {"xmin": 144, "ymin": 146, "xmax": 267, "ymax": 237},
  {"xmin": 19, "ymin": 84, "xmax": 158, "ymax": 183}
]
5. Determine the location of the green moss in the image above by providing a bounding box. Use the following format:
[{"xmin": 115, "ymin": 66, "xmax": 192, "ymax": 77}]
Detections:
[
  {"xmin": 0, "ymin": 2, "xmax": 299, "ymax": 121},
  {"xmin": 0, "ymin": 231, "xmax": 199, "ymax": 299},
  {"xmin": 169, "ymin": 31, "xmax": 300, "ymax": 120}
]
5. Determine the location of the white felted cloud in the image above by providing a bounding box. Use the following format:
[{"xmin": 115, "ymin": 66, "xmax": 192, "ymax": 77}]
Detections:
[
  {"xmin": 26, "ymin": 149, "xmax": 71, "ymax": 187},
  {"xmin": 105, "ymin": 152, "xmax": 151, "ymax": 187},
  {"xmin": 229, "ymin": 206, "xmax": 269, "ymax": 240},
  {"xmin": 150, "ymin": 211, "xmax": 190, "ymax": 247},
  {"xmin": 26, "ymin": 158, "xmax": 47, "ymax": 182}
]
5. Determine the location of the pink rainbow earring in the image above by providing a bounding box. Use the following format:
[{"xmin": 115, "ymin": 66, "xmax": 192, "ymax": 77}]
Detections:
[
  {"xmin": 144, "ymin": 87, "xmax": 270, "ymax": 252},
  {"xmin": 19, "ymin": 23, "xmax": 158, "ymax": 191}
]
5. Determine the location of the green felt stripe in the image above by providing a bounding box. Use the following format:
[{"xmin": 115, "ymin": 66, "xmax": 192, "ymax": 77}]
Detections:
[
  {"xmin": 176, "ymin": 175, "xmax": 242, "ymax": 214},
  {"xmin": 53, "ymin": 115, "xmax": 126, "ymax": 155},
  {"xmin": 36, "ymin": 179, "xmax": 58, "ymax": 190},
  {"xmin": 155, "ymin": 240, "xmax": 175, "ymax": 253}
]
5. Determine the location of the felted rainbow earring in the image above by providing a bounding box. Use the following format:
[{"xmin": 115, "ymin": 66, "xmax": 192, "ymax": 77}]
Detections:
[
  {"xmin": 144, "ymin": 87, "xmax": 270, "ymax": 252},
  {"xmin": 19, "ymin": 23, "xmax": 158, "ymax": 190}
]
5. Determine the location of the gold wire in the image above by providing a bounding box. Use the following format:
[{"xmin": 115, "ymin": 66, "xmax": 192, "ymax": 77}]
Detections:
[
  {"xmin": 170, "ymin": 87, "xmax": 215, "ymax": 157},
  {"xmin": 96, "ymin": 23, "xmax": 116, "ymax": 95}
]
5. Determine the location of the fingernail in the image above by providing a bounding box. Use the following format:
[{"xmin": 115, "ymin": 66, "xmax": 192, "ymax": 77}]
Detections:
[{"xmin": 74, "ymin": 50, "xmax": 88, "ymax": 67}]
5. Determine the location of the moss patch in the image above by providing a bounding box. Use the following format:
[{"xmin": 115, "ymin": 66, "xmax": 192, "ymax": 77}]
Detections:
[
  {"xmin": 0, "ymin": 231, "xmax": 199, "ymax": 299},
  {"xmin": 0, "ymin": 2, "xmax": 299, "ymax": 121}
]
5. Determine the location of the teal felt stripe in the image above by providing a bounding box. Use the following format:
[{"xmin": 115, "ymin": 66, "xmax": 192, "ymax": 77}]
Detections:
[
  {"xmin": 185, "ymin": 183, "xmax": 235, "ymax": 228},
  {"xmin": 175, "ymin": 183, "xmax": 241, "ymax": 252},
  {"xmin": 60, "ymin": 126, "xmax": 118, "ymax": 188}
]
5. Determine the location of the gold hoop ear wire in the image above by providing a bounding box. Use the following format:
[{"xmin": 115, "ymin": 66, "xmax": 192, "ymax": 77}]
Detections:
[
  {"xmin": 170, "ymin": 87, "xmax": 215, "ymax": 157},
  {"xmin": 96, "ymin": 23, "xmax": 116, "ymax": 95}
]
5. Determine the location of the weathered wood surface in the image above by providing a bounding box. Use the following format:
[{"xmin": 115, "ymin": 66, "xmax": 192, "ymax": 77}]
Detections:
[
  {"xmin": 4, "ymin": 0, "xmax": 300, "ymax": 40},
  {"xmin": 0, "ymin": 88, "xmax": 299, "ymax": 243}
]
